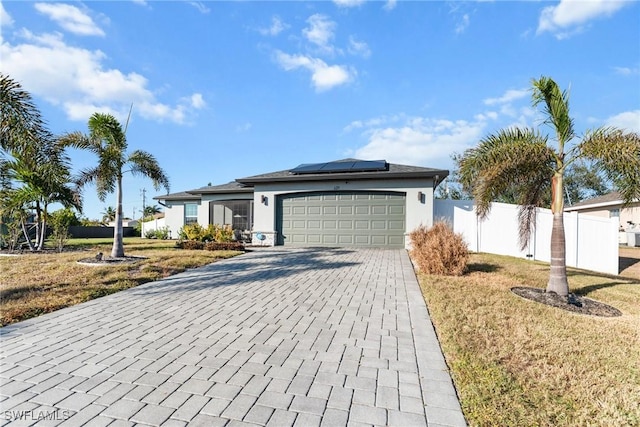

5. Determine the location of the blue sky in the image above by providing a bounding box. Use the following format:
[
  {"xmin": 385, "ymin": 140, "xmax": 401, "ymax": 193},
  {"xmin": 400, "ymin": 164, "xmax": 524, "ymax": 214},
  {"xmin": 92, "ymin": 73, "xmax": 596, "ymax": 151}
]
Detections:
[{"xmin": 1, "ymin": 0, "xmax": 639, "ymax": 221}]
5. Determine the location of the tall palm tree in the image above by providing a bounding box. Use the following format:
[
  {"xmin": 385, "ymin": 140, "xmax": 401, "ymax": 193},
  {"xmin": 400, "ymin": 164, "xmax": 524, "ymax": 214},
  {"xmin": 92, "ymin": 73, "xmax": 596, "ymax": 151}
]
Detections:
[
  {"xmin": 62, "ymin": 113, "xmax": 170, "ymax": 257},
  {"xmin": 459, "ymin": 76, "xmax": 640, "ymax": 296},
  {"xmin": 1, "ymin": 74, "xmax": 82, "ymax": 250}
]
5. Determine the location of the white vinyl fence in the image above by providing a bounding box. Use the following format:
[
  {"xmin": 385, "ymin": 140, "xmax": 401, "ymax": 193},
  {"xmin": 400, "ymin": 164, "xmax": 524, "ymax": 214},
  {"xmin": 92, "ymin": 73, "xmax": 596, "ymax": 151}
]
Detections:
[
  {"xmin": 141, "ymin": 217, "xmax": 167, "ymax": 238},
  {"xmin": 434, "ymin": 200, "xmax": 620, "ymax": 275}
]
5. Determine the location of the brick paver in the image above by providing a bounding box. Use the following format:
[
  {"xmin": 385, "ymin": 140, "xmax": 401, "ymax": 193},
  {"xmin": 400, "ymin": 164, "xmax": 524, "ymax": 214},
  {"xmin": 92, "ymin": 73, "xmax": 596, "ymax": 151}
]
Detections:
[{"xmin": 0, "ymin": 248, "xmax": 465, "ymax": 426}]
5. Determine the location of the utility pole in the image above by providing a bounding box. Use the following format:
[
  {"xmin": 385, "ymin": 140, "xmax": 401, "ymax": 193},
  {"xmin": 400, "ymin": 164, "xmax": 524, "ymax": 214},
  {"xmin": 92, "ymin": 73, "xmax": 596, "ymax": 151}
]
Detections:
[{"xmin": 141, "ymin": 188, "xmax": 147, "ymax": 217}]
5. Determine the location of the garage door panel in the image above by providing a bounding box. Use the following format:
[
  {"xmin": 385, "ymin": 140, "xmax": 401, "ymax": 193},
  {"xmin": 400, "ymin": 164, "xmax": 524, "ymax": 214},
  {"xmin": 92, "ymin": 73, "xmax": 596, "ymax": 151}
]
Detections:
[
  {"xmin": 338, "ymin": 235, "xmax": 354, "ymax": 244},
  {"xmin": 339, "ymin": 206, "xmax": 353, "ymax": 215},
  {"xmin": 308, "ymin": 206, "xmax": 321, "ymax": 215},
  {"xmin": 279, "ymin": 191, "xmax": 405, "ymax": 247},
  {"xmin": 389, "ymin": 220, "xmax": 404, "ymax": 230},
  {"xmin": 322, "ymin": 220, "xmax": 337, "ymax": 229},
  {"xmin": 308, "ymin": 220, "xmax": 321, "ymax": 229},
  {"xmin": 323, "ymin": 235, "xmax": 337, "ymax": 244},
  {"xmin": 338, "ymin": 220, "xmax": 353, "ymax": 229},
  {"xmin": 371, "ymin": 235, "xmax": 387, "ymax": 245},
  {"xmin": 355, "ymin": 220, "xmax": 370, "ymax": 229},
  {"xmin": 307, "ymin": 234, "xmax": 321, "ymax": 244},
  {"xmin": 389, "ymin": 205, "xmax": 404, "ymax": 215},
  {"xmin": 355, "ymin": 206, "xmax": 369, "ymax": 215}
]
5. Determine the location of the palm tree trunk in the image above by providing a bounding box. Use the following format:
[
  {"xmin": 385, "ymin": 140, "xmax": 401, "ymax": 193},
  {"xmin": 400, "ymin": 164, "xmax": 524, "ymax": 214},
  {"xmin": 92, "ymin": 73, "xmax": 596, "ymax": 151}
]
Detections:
[
  {"xmin": 20, "ymin": 218, "xmax": 34, "ymax": 251},
  {"xmin": 111, "ymin": 175, "xmax": 125, "ymax": 258},
  {"xmin": 34, "ymin": 202, "xmax": 42, "ymax": 250},
  {"xmin": 546, "ymin": 172, "xmax": 569, "ymax": 296}
]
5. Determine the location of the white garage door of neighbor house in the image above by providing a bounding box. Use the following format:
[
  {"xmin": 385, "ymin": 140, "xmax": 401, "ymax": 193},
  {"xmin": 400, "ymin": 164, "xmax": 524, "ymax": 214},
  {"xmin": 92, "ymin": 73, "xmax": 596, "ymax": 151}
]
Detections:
[{"xmin": 277, "ymin": 191, "xmax": 406, "ymax": 248}]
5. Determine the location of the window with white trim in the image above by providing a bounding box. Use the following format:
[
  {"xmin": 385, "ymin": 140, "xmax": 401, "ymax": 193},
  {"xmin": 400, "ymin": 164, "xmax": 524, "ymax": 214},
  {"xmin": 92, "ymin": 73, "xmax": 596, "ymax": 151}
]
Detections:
[{"xmin": 184, "ymin": 203, "xmax": 198, "ymax": 224}]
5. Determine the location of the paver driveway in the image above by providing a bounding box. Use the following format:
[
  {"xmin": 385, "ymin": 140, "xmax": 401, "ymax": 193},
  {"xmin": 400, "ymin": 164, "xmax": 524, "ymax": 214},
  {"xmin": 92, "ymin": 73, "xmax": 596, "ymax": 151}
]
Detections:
[{"xmin": 1, "ymin": 248, "xmax": 465, "ymax": 427}]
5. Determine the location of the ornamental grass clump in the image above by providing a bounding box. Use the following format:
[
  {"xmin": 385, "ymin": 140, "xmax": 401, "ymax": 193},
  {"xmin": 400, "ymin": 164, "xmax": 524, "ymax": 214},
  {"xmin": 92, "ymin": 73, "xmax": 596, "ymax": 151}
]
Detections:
[{"xmin": 409, "ymin": 222, "xmax": 469, "ymax": 276}]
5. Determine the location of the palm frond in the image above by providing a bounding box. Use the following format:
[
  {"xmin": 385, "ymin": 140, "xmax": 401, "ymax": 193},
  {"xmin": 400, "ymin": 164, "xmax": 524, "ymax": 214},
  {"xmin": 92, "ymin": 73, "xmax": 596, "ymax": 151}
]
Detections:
[
  {"xmin": 0, "ymin": 74, "xmax": 50, "ymax": 153},
  {"xmin": 578, "ymin": 127, "xmax": 640, "ymax": 205},
  {"xmin": 128, "ymin": 150, "xmax": 170, "ymax": 193},
  {"xmin": 532, "ymin": 76, "xmax": 575, "ymax": 146}
]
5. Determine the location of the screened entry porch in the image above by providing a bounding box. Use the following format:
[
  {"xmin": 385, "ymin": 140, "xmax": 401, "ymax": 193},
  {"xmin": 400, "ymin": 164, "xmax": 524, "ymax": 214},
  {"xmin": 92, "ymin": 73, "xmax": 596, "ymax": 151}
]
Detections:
[{"xmin": 209, "ymin": 200, "xmax": 254, "ymax": 242}]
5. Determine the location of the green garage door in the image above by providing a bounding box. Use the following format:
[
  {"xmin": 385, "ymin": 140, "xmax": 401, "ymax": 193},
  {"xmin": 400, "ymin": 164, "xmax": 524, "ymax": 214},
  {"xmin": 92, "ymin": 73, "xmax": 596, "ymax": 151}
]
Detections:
[{"xmin": 277, "ymin": 192, "xmax": 406, "ymax": 247}]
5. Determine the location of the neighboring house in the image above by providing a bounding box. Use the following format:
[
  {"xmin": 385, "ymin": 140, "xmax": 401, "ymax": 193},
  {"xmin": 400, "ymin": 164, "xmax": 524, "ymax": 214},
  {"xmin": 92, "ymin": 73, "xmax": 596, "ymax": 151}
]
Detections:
[
  {"xmin": 107, "ymin": 218, "xmax": 138, "ymax": 228},
  {"xmin": 155, "ymin": 159, "xmax": 448, "ymax": 249},
  {"xmin": 564, "ymin": 192, "xmax": 640, "ymax": 230}
]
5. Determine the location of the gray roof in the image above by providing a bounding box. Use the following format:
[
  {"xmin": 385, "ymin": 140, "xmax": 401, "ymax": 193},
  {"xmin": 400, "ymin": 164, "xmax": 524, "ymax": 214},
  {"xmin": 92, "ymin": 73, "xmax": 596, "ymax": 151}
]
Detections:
[
  {"xmin": 153, "ymin": 191, "xmax": 199, "ymax": 201},
  {"xmin": 187, "ymin": 181, "xmax": 253, "ymax": 195},
  {"xmin": 236, "ymin": 159, "xmax": 448, "ymax": 184},
  {"xmin": 567, "ymin": 192, "xmax": 622, "ymax": 208}
]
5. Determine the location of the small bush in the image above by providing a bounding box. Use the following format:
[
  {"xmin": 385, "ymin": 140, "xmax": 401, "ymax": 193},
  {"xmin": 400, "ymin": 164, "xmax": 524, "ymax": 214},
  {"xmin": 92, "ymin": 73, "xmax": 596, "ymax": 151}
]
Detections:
[
  {"xmin": 177, "ymin": 224, "xmax": 234, "ymax": 242},
  {"xmin": 409, "ymin": 222, "xmax": 468, "ymax": 276},
  {"xmin": 204, "ymin": 241, "xmax": 245, "ymax": 251},
  {"xmin": 176, "ymin": 240, "xmax": 204, "ymax": 250}
]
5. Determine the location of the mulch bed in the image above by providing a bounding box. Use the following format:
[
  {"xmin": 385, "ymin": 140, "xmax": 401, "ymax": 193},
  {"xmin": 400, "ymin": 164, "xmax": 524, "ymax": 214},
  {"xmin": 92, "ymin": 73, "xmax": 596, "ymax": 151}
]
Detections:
[{"xmin": 511, "ymin": 287, "xmax": 622, "ymax": 317}]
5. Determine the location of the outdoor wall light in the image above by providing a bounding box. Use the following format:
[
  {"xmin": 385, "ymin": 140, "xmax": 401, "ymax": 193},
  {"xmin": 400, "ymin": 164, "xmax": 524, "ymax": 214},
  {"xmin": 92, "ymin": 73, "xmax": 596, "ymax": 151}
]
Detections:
[
  {"xmin": 417, "ymin": 191, "xmax": 423, "ymax": 202},
  {"xmin": 261, "ymin": 195, "xmax": 267, "ymax": 204}
]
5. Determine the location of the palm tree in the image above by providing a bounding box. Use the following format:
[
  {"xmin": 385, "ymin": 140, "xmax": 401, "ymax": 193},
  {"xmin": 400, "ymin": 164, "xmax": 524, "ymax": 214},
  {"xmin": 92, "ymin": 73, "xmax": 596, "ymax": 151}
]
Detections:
[
  {"xmin": 101, "ymin": 206, "xmax": 116, "ymax": 223},
  {"xmin": 1, "ymin": 74, "xmax": 82, "ymax": 250},
  {"xmin": 458, "ymin": 76, "xmax": 640, "ymax": 297},
  {"xmin": 143, "ymin": 204, "xmax": 162, "ymax": 218},
  {"xmin": 1, "ymin": 74, "xmax": 50, "ymax": 154},
  {"xmin": 62, "ymin": 113, "xmax": 170, "ymax": 258}
]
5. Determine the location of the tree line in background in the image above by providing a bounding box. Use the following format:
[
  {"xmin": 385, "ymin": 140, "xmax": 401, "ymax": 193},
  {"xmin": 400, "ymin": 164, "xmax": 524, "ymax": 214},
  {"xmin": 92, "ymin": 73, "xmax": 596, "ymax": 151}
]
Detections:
[{"xmin": 1, "ymin": 73, "xmax": 169, "ymax": 257}]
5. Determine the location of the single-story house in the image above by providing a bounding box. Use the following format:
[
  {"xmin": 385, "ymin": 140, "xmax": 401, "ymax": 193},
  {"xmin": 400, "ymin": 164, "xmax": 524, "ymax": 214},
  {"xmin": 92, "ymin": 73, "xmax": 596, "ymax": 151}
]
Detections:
[
  {"xmin": 155, "ymin": 159, "xmax": 448, "ymax": 249},
  {"xmin": 564, "ymin": 191, "xmax": 640, "ymax": 230}
]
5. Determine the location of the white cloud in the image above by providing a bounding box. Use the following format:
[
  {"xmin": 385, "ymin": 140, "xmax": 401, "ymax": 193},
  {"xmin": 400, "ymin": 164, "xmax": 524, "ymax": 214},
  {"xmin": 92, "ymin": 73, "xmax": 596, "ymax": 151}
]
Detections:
[
  {"xmin": 259, "ymin": 16, "xmax": 289, "ymax": 36},
  {"xmin": 1, "ymin": 2, "xmax": 14, "ymax": 27},
  {"xmin": 34, "ymin": 3, "xmax": 105, "ymax": 37},
  {"xmin": 333, "ymin": 0, "xmax": 366, "ymax": 8},
  {"xmin": 303, "ymin": 14, "xmax": 336, "ymax": 54},
  {"xmin": 274, "ymin": 51, "xmax": 354, "ymax": 92},
  {"xmin": 455, "ymin": 14, "xmax": 470, "ymax": 34},
  {"xmin": 187, "ymin": 1, "xmax": 210, "ymax": 14},
  {"xmin": 614, "ymin": 66, "xmax": 640, "ymax": 76},
  {"xmin": 189, "ymin": 93, "xmax": 206, "ymax": 109},
  {"xmin": 605, "ymin": 110, "xmax": 640, "ymax": 132},
  {"xmin": 383, "ymin": 0, "xmax": 397, "ymax": 11},
  {"xmin": 352, "ymin": 117, "xmax": 486, "ymax": 166},
  {"xmin": 483, "ymin": 88, "xmax": 529, "ymax": 106},
  {"xmin": 1, "ymin": 30, "xmax": 204, "ymax": 124},
  {"xmin": 537, "ymin": 0, "xmax": 630, "ymax": 39},
  {"xmin": 132, "ymin": 0, "xmax": 148, "ymax": 5},
  {"xmin": 348, "ymin": 36, "xmax": 371, "ymax": 58},
  {"xmin": 236, "ymin": 122, "xmax": 252, "ymax": 133}
]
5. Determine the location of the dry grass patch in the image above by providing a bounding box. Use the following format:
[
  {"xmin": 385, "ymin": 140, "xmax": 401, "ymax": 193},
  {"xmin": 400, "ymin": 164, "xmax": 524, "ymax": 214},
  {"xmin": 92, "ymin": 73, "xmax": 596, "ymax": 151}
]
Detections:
[
  {"xmin": 0, "ymin": 238, "xmax": 242, "ymax": 326},
  {"xmin": 418, "ymin": 253, "xmax": 640, "ymax": 427}
]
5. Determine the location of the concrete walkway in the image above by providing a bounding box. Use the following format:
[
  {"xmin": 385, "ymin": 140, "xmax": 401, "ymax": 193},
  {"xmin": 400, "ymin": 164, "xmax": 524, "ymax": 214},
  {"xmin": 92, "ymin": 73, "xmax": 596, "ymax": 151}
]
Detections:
[{"xmin": 0, "ymin": 248, "xmax": 465, "ymax": 427}]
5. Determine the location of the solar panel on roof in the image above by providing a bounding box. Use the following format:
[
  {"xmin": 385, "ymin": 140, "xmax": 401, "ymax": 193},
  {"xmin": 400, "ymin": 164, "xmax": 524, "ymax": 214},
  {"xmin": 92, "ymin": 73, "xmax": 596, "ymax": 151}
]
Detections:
[
  {"xmin": 353, "ymin": 160, "xmax": 388, "ymax": 171},
  {"xmin": 321, "ymin": 161, "xmax": 356, "ymax": 172},
  {"xmin": 290, "ymin": 160, "xmax": 388, "ymax": 174},
  {"xmin": 290, "ymin": 163, "xmax": 324, "ymax": 173}
]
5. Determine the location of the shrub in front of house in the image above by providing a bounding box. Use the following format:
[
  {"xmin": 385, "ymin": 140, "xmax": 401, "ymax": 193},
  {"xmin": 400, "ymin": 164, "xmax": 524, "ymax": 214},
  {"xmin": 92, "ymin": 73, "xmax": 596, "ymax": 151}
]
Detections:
[
  {"xmin": 176, "ymin": 224, "xmax": 238, "ymax": 251},
  {"xmin": 204, "ymin": 241, "xmax": 245, "ymax": 251},
  {"xmin": 176, "ymin": 240, "xmax": 204, "ymax": 250},
  {"xmin": 409, "ymin": 221, "xmax": 468, "ymax": 276}
]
